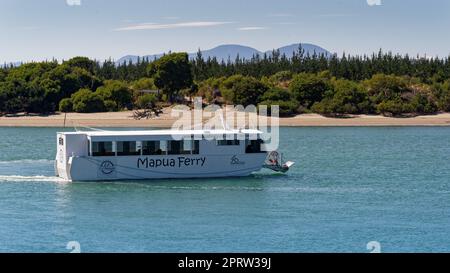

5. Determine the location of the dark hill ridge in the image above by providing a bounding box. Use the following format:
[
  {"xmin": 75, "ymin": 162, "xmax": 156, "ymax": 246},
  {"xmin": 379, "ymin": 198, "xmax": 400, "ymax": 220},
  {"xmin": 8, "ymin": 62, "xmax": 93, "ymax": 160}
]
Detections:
[{"xmin": 117, "ymin": 43, "xmax": 331, "ymax": 64}]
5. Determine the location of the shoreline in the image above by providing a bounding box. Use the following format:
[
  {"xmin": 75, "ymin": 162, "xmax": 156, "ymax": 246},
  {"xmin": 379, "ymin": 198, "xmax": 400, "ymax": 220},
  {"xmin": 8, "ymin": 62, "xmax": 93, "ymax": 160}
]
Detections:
[{"xmin": 1, "ymin": 110, "xmax": 450, "ymax": 128}]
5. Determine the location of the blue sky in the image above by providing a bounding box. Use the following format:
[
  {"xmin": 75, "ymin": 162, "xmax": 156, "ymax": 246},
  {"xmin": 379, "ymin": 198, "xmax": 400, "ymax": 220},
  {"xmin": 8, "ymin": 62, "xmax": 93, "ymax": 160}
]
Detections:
[{"xmin": 0, "ymin": 0, "xmax": 449, "ymax": 63}]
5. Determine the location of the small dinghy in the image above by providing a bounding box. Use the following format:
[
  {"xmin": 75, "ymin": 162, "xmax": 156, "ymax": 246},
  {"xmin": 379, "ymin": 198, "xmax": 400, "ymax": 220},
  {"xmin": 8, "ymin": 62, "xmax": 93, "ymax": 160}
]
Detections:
[{"xmin": 263, "ymin": 151, "xmax": 295, "ymax": 173}]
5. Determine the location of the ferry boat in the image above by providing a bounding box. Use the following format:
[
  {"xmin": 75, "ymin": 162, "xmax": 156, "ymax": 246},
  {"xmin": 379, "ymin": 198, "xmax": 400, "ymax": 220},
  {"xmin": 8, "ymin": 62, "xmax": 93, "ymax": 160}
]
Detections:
[{"xmin": 55, "ymin": 129, "xmax": 294, "ymax": 181}]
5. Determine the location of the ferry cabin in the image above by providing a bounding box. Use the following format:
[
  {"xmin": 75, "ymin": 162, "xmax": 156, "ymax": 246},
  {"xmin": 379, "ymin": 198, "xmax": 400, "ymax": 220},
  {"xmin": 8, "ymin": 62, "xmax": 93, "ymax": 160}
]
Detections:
[{"xmin": 55, "ymin": 129, "xmax": 268, "ymax": 181}]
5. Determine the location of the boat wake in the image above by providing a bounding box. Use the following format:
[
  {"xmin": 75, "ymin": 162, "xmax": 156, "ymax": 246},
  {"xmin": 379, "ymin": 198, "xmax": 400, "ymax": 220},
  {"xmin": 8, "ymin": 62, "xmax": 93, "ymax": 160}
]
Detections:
[
  {"xmin": 0, "ymin": 159, "xmax": 59, "ymax": 182},
  {"xmin": 0, "ymin": 175, "xmax": 65, "ymax": 183},
  {"xmin": 0, "ymin": 159, "xmax": 54, "ymax": 165}
]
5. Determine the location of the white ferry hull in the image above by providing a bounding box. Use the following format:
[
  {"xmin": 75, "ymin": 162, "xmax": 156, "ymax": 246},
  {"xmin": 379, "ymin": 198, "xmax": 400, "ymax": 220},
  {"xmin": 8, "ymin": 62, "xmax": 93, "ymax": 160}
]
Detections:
[
  {"xmin": 60, "ymin": 153, "xmax": 267, "ymax": 181},
  {"xmin": 55, "ymin": 129, "xmax": 270, "ymax": 182}
]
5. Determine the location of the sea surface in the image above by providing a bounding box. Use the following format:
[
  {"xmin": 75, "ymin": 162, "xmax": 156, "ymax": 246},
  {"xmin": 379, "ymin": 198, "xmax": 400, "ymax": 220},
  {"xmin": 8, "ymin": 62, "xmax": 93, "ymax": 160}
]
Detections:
[{"xmin": 0, "ymin": 127, "xmax": 449, "ymax": 253}]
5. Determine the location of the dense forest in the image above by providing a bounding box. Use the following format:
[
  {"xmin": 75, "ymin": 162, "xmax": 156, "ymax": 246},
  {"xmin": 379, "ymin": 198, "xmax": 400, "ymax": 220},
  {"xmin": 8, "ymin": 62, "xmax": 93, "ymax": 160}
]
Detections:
[{"xmin": 1, "ymin": 46, "xmax": 450, "ymax": 117}]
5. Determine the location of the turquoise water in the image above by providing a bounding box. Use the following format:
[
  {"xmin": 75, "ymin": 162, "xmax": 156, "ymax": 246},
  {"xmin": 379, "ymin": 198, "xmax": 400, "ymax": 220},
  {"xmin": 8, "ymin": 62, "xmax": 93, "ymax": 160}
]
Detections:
[{"xmin": 0, "ymin": 127, "xmax": 450, "ymax": 253}]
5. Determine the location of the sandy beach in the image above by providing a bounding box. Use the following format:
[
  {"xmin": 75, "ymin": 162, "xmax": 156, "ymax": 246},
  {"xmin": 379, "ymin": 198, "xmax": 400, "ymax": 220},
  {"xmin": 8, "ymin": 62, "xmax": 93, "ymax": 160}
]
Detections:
[{"xmin": 1, "ymin": 109, "xmax": 450, "ymax": 128}]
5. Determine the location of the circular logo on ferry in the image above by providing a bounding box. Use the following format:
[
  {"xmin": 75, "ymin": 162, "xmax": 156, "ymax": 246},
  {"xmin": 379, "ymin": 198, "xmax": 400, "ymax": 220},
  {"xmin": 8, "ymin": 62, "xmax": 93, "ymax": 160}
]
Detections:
[
  {"xmin": 231, "ymin": 155, "xmax": 245, "ymax": 165},
  {"xmin": 100, "ymin": 161, "xmax": 115, "ymax": 175}
]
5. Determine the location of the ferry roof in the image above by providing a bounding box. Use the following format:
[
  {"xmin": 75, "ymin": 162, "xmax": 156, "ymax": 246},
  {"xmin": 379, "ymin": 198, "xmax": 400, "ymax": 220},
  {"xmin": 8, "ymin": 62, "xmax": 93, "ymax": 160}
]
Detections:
[{"xmin": 59, "ymin": 129, "xmax": 264, "ymax": 141}]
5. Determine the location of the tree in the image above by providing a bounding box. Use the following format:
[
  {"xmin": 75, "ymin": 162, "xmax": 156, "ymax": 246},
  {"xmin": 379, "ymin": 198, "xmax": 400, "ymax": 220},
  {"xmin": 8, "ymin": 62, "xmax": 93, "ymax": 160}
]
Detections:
[
  {"xmin": 133, "ymin": 93, "xmax": 163, "ymax": 119},
  {"xmin": 377, "ymin": 99, "xmax": 411, "ymax": 117},
  {"xmin": 260, "ymin": 87, "xmax": 294, "ymax": 102},
  {"xmin": 130, "ymin": 77, "xmax": 159, "ymax": 103},
  {"xmin": 0, "ymin": 62, "xmax": 59, "ymax": 113},
  {"xmin": 0, "ymin": 80, "xmax": 24, "ymax": 113},
  {"xmin": 130, "ymin": 77, "xmax": 157, "ymax": 91},
  {"xmin": 103, "ymin": 100, "xmax": 118, "ymax": 112},
  {"xmin": 148, "ymin": 52, "xmax": 193, "ymax": 103},
  {"xmin": 63, "ymin": 57, "xmax": 96, "ymax": 74},
  {"xmin": 3, "ymin": 50, "xmax": 450, "ymax": 116},
  {"xmin": 289, "ymin": 73, "xmax": 331, "ymax": 109},
  {"xmin": 192, "ymin": 49, "xmax": 207, "ymax": 81},
  {"xmin": 36, "ymin": 78, "xmax": 61, "ymax": 113},
  {"xmin": 0, "ymin": 82, "xmax": 8, "ymax": 114},
  {"xmin": 180, "ymin": 82, "xmax": 198, "ymax": 103},
  {"xmin": 433, "ymin": 81, "xmax": 450, "ymax": 112},
  {"xmin": 48, "ymin": 63, "xmax": 102, "ymax": 99},
  {"xmin": 71, "ymin": 89, "xmax": 105, "ymax": 113},
  {"xmin": 221, "ymin": 75, "xmax": 268, "ymax": 106},
  {"xmin": 269, "ymin": 71, "xmax": 293, "ymax": 84},
  {"xmin": 95, "ymin": 80, "xmax": 132, "ymax": 110},
  {"xmin": 410, "ymin": 93, "xmax": 438, "ymax": 114},
  {"xmin": 363, "ymin": 74, "xmax": 439, "ymax": 115},
  {"xmin": 312, "ymin": 80, "xmax": 372, "ymax": 116},
  {"xmin": 136, "ymin": 93, "xmax": 158, "ymax": 109},
  {"xmin": 258, "ymin": 87, "xmax": 299, "ymax": 117},
  {"xmin": 439, "ymin": 90, "xmax": 450, "ymax": 112},
  {"xmin": 59, "ymin": 98, "xmax": 73, "ymax": 112},
  {"xmin": 197, "ymin": 77, "xmax": 225, "ymax": 103},
  {"xmin": 0, "ymin": 69, "xmax": 6, "ymax": 82},
  {"xmin": 363, "ymin": 74, "xmax": 409, "ymax": 104}
]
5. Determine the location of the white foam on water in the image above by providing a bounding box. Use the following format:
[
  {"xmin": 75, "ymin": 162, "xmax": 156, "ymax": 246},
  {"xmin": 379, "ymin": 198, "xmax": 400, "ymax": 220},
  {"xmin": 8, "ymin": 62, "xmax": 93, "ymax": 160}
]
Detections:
[
  {"xmin": 151, "ymin": 185, "xmax": 266, "ymax": 191},
  {"xmin": 272, "ymin": 186, "xmax": 374, "ymax": 194},
  {"xmin": 140, "ymin": 185, "xmax": 375, "ymax": 194},
  {"xmin": 0, "ymin": 159, "xmax": 54, "ymax": 165},
  {"xmin": 0, "ymin": 175, "xmax": 66, "ymax": 183}
]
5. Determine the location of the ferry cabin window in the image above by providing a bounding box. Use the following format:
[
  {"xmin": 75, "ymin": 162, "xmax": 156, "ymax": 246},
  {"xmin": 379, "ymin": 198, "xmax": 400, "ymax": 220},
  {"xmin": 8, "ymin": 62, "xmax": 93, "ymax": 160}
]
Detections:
[
  {"xmin": 167, "ymin": 140, "xmax": 199, "ymax": 155},
  {"xmin": 217, "ymin": 139, "xmax": 240, "ymax": 146},
  {"xmin": 117, "ymin": 141, "xmax": 140, "ymax": 156},
  {"xmin": 142, "ymin": 141, "xmax": 165, "ymax": 155},
  {"xmin": 167, "ymin": 141, "xmax": 188, "ymax": 155},
  {"xmin": 183, "ymin": 140, "xmax": 192, "ymax": 153},
  {"xmin": 92, "ymin": 142, "xmax": 115, "ymax": 157},
  {"xmin": 141, "ymin": 140, "xmax": 199, "ymax": 155},
  {"xmin": 245, "ymin": 139, "xmax": 265, "ymax": 154},
  {"xmin": 184, "ymin": 140, "xmax": 201, "ymax": 154},
  {"xmin": 192, "ymin": 140, "xmax": 200, "ymax": 154},
  {"xmin": 160, "ymin": 141, "xmax": 168, "ymax": 154}
]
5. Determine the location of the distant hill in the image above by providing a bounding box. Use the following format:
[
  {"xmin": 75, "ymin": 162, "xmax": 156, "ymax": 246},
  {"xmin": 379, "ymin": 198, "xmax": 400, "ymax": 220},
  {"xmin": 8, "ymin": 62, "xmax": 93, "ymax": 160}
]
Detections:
[
  {"xmin": 268, "ymin": 43, "xmax": 330, "ymax": 58},
  {"xmin": 117, "ymin": 43, "xmax": 331, "ymax": 65},
  {"xmin": 197, "ymin": 44, "xmax": 261, "ymax": 61}
]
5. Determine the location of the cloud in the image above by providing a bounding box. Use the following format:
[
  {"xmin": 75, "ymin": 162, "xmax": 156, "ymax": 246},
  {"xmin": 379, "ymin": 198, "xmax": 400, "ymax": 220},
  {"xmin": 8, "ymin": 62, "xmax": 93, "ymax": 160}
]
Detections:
[
  {"xmin": 66, "ymin": 0, "xmax": 81, "ymax": 6},
  {"xmin": 318, "ymin": 14, "xmax": 356, "ymax": 18},
  {"xmin": 275, "ymin": 22, "xmax": 296, "ymax": 25},
  {"xmin": 237, "ymin": 27, "xmax": 267, "ymax": 31},
  {"xmin": 367, "ymin": 0, "xmax": 382, "ymax": 6},
  {"xmin": 268, "ymin": 13, "xmax": 293, "ymax": 17},
  {"xmin": 114, "ymin": 21, "xmax": 232, "ymax": 31}
]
